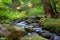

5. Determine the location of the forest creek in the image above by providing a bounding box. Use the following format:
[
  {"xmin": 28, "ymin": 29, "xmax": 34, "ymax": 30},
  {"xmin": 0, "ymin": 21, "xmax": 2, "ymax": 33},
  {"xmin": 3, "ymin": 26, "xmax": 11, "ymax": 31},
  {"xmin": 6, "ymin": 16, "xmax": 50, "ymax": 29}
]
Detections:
[
  {"xmin": 0, "ymin": 17, "xmax": 60, "ymax": 40},
  {"xmin": 10, "ymin": 17, "xmax": 60, "ymax": 40},
  {"xmin": 0, "ymin": 0, "xmax": 60, "ymax": 40}
]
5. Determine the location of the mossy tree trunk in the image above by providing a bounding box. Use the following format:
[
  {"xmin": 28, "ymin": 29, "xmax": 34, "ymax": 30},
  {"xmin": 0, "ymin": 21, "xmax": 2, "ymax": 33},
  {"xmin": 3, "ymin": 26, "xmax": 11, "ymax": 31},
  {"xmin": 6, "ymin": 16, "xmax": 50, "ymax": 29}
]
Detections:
[{"xmin": 42, "ymin": 0, "xmax": 55, "ymax": 18}]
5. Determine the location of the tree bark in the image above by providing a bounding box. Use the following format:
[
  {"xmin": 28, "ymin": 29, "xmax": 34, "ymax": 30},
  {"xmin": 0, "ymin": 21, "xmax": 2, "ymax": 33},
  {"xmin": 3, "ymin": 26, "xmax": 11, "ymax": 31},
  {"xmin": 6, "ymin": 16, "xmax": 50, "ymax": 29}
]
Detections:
[{"xmin": 42, "ymin": 0, "xmax": 55, "ymax": 18}]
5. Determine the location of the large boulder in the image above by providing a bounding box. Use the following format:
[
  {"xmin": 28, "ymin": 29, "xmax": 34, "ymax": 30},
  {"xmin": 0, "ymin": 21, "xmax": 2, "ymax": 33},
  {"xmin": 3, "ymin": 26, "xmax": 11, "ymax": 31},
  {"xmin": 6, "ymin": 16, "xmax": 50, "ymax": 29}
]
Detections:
[
  {"xmin": 0, "ymin": 24, "xmax": 10, "ymax": 37},
  {"xmin": 0, "ymin": 24, "xmax": 27, "ymax": 40},
  {"xmin": 0, "ymin": 27, "xmax": 11, "ymax": 37}
]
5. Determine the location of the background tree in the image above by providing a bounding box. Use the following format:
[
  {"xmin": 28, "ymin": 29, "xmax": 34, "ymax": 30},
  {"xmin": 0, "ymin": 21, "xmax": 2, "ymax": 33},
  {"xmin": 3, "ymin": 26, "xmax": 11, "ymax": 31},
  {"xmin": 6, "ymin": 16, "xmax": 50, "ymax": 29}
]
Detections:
[{"xmin": 42, "ymin": 0, "xmax": 55, "ymax": 18}]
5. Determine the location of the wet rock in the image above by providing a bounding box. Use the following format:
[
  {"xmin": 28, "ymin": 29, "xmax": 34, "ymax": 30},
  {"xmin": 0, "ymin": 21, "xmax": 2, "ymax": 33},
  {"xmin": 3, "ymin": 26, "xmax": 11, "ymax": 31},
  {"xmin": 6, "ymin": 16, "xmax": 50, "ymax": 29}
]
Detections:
[
  {"xmin": 49, "ymin": 37, "xmax": 54, "ymax": 40},
  {"xmin": 41, "ymin": 30, "xmax": 51, "ymax": 39},
  {"xmin": 25, "ymin": 19, "xmax": 32, "ymax": 24},
  {"xmin": 28, "ymin": 23, "xmax": 40, "ymax": 28},
  {"xmin": 33, "ymin": 23, "xmax": 40, "ymax": 27},
  {"xmin": 25, "ymin": 25, "xmax": 33, "ymax": 33},
  {"xmin": 25, "ymin": 17, "xmax": 40, "ymax": 24}
]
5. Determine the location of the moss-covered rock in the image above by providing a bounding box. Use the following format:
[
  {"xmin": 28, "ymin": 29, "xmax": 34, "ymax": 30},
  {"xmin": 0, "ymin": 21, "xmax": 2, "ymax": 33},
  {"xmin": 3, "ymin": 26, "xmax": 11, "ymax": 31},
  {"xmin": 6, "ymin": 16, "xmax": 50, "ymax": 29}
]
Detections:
[
  {"xmin": 0, "ymin": 24, "xmax": 27, "ymax": 40},
  {"xmin": 39, "ymin": 18, "xmax": 60, "ymax": 34},
  {"xmin": 21, "ymin": 35, "xmax": 48, "ymax": 40}
]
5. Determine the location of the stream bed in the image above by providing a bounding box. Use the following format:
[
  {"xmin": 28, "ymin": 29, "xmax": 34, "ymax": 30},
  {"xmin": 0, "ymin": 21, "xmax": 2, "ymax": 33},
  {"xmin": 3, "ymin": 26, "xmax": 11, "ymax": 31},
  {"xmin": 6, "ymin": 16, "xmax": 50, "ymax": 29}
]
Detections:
[{"xmin": 15, "ymin": 21, "xmax": 60, "ymax": 40}]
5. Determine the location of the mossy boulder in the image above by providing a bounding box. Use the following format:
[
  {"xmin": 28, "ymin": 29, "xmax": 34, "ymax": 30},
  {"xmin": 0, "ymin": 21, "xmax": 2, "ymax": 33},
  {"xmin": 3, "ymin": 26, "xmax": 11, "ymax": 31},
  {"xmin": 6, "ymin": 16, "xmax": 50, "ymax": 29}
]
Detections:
[
  {"xmin": 21, "ymin": 35, "xmax": 48, "ymax": 40},
  {"xmin": 0, "ymin": 24, "xmax": 27, "ymax": 40},
  {"xmin": 39, "ymin": 18, "xmax": 60, "ymax": 34}
]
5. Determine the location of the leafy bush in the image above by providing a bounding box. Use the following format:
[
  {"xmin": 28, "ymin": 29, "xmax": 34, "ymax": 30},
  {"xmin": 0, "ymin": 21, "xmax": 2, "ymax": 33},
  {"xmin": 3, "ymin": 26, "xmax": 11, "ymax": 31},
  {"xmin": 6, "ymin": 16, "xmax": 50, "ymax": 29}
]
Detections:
[
  {"xmin": 0, "ymin": 3, "xmax": 12, "ymax": 11},
  {"xmin": 0, "ymin": 0, "xmax": 12, "ymax": 4},
  {"xmin": 0, "ymin": 3, "xmax": 28, "ymax": 22},
  {"xmin": 0, "ymin": 11, "xmax": 28, "ymax": 21},
  {"xmin": 28, "ymin": 5, "xmax": 44, "ymax": 17},
  {"xmin": 40, "ymin": 18, "xmax": 60, "ymax": 34}
]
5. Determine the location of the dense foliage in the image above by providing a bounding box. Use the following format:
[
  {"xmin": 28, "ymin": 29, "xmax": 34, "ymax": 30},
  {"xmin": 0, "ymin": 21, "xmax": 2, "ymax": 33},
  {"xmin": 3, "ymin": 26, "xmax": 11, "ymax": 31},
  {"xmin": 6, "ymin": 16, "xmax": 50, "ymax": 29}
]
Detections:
[{"xmin": 0, "ymin": 0, "xmax": 44, "ymax": 21}]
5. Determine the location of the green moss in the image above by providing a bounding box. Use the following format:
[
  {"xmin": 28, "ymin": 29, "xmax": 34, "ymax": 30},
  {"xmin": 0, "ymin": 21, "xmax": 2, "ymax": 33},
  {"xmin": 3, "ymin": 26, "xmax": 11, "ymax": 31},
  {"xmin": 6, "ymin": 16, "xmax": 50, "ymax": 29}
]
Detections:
[
  {"xmin": 1, "ymin": 24, "xmax": 27, "ymax": 40},
  {"xmin": 40, "ymin": 18, "xmax": 60, "ymax": 34},
  {"xmin": 0, "ymin": 37, "xmax": 8, "ymax": 40},
  {"xmin": 31, "ymin": 35, "xmax": 48, "ymax": 40},
  {"xmin": 21, "ymin": 35, "xmax": 48, "ymax": 40},
  {"xmin": 0, "ymin": 11, "xmax": 28, "ymax": 23}
]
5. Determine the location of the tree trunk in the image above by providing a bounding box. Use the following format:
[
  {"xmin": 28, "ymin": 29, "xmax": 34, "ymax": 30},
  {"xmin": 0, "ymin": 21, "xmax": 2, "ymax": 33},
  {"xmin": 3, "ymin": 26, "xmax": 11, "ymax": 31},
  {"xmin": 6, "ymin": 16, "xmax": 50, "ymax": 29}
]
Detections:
[{"xmin": 42, "ymin": 0, "xmax": 55, "ymax": 18}]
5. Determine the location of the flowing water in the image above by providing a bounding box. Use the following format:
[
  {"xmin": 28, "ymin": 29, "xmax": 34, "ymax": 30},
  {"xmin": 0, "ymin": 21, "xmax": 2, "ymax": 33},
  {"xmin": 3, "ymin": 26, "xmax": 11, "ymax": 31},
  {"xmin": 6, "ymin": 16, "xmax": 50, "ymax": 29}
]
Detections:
[{"xmin": 15, "ymin": 21, "xmax": 60, "ymax": 40}]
